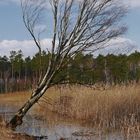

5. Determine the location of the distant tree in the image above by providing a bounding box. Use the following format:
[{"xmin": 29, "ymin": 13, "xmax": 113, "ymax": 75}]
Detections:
[
  {"xmin": 0, "ymin": 56, "xmax": 10, "ymax": 93},
  {"xmin": 106, "ymin": 54, "xmax": 128, "ymax": 84},
  {"xmin": 32, "ymin": 53, "xmax": 41, "ymax": 84},
  {"xmin": 93, "ymin": 55, "xmax": 105, "ymax": 82},
  {"xmin": 7, "ymin": 0, "xmax": 127, "ymax": 128},
  {"xmin": 14, "ymin": 50, "xmax": 23, "ymax": 80},
  {"xmin": 9, "ymin": 51, "xmax": 17, "ymax": 80},
  {"xmin": 22, "ymin": 56, "xmax": 32, "ymax": 89},
  {"xmin": 128, "ymin": 51, "xmax": 140, "ymax": 81}
]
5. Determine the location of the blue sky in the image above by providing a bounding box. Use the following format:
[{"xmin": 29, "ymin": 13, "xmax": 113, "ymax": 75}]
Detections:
[
  {"xmin": 125, "ymin": 8, "xmax": 140, "ymax": 44},
  {"xmin": 0, "ymin": 0, "xmax": 140, "ymax": 57}
]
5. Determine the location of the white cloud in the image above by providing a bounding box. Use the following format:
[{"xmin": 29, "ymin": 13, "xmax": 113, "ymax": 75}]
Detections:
[
  {"xmin": 9, "ymin": 0, "xmax": 19, "ymax": 3},
  {"xmin": 123, "ymin": 0, "xmax": 140, "ymax": 8},
  {"xmin": 0, "ymin": 37, "xmax": 139, "ymax": 58},
  {"xmin": 0, "ymin": 0, "xmax": 19, "ymax": 5},
  {"xmin": 0, "ymin": 0, "xmax": 51, "ymax": 8},
  {"xmin": 0, "ymin": 39, "xmax": 53, "ymax": 58},
  {"xmin": 128, "ymin": 0, "xmax": 140, "ymax": 8},
  {"xmin": 34, "ymin": 25, "xmax": 47, "ymax": 32},
  {"xmin": 94, "ymin": 37, "xmax": 139, "ymax": 57},
  {"xmin": 1, "ymin": 0, "xmax": 140, "ymax": 9}
]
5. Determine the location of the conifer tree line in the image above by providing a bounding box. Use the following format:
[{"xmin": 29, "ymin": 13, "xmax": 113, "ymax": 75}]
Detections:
[{"xmin": 0, "ymin": 50, "xmax": 140, "ymax": 93}]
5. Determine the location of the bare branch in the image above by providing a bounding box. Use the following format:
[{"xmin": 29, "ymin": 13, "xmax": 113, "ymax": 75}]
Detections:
[{"xmin": 7, "ymin": 0, "xmax": 127, "ymax": 129}]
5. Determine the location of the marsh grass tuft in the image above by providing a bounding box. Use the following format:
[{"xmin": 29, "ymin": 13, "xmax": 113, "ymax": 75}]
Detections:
[
  {"xmin": 40, "ymin": 84, "xmax": 140, "ymax": 134},
  {"xmin": 0, "ymin": 84, "xmax": 140, "ymax": 137}
]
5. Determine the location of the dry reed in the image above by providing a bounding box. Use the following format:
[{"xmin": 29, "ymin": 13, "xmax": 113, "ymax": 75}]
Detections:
[
  {"xmin": 40, "ymin": 84, "xmax": 140, "ymax": 134},
  {"xmin": 0, "ymin": 84, "xmax": 140, "ymax": 136}
]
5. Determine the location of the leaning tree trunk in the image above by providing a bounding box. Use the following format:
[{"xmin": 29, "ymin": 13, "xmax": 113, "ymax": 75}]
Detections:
[
  {"xmin": 9, "ymin": 0, "xmax": 126, "ymax": 130},
  {"xmin": 7, "ymin": 82, "xmax": 50, "ymax": 129}
]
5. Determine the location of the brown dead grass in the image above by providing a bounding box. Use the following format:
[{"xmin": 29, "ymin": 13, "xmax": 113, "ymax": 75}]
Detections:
[
  {"xmin": 40, "ymin": 84, "xmax": 140, "ymax": 132},
  {"xmin": 0, "ymin": 91, "xmax": 30, "ymax": 104},
  {"xmin": 0, "ymin": 84, "xmax": 140, "ymax": 134}
]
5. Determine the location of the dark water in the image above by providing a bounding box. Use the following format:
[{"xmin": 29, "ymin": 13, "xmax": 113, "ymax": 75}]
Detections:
[{"xmin": 0, "ymin": 104, "xmax": 139, "ymax": 140}]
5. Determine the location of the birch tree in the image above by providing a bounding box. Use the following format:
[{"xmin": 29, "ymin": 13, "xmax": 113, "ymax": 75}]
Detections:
[{"xmin": 7, "ymin": 0, "xmax": 127, "ymax": 128}]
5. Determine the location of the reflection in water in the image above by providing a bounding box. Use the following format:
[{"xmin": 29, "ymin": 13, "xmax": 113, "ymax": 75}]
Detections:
[{"xmin": 0, "ymin": 104, "xmax": 139, "ymax": 140}]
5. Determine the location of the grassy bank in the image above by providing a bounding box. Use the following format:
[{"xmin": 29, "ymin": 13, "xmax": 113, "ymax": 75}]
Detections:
[{"xmin": 0, "ymin": 84, "xmax": 140, "ymax": 135}]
